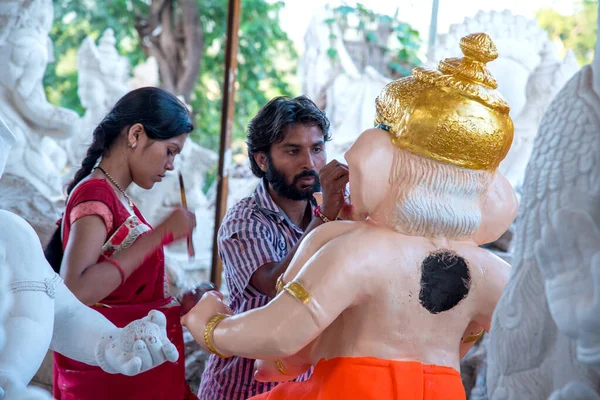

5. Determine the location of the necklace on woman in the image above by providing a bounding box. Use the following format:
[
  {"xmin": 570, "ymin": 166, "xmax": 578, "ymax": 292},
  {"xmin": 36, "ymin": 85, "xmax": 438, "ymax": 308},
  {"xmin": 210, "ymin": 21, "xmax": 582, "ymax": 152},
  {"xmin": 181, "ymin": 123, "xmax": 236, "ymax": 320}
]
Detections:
[{"xmin": 95, "ymin": 166, "xmax": 135, "ymax": 209}]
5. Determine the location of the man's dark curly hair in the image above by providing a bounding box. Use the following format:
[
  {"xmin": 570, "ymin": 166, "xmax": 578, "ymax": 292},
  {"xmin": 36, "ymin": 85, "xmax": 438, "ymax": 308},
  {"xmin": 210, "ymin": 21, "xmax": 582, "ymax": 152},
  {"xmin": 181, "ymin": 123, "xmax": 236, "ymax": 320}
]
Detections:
[{"xmin": 246, "ymin": 95, "xmax": 331, "ymax": 178}]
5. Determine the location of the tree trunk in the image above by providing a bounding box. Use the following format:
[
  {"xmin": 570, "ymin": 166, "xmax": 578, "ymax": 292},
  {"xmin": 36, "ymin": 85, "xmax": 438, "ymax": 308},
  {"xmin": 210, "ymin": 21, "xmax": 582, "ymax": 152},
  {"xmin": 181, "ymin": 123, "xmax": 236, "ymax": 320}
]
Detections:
[{"xmin": 134, "ymin": 0, "xmax": 203, "ymax": 102}]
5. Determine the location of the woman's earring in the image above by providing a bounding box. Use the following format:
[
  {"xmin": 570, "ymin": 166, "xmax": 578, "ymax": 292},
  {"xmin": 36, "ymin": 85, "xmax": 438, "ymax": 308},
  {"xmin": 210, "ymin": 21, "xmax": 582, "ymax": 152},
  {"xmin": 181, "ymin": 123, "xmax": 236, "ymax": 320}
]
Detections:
[{"xmin": 129, "ymin": 142, "xmax": 137, "ymax": 149}]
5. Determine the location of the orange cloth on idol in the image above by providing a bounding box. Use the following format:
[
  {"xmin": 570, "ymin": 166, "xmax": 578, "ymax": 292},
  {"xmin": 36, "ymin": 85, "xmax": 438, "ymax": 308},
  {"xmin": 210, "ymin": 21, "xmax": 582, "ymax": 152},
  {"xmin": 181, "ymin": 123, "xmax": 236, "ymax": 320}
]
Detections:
[{"xmin": 249, "ymin": 357, "xmax": 466, "ymax": 400}]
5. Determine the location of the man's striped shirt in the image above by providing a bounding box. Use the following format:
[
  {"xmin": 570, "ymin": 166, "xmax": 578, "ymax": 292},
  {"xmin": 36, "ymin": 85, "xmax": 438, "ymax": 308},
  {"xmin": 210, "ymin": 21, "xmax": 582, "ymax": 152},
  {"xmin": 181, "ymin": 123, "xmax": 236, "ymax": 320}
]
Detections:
[{"xmin": 198, "ymin": 179, "xmax": 312, "ymax": 400}]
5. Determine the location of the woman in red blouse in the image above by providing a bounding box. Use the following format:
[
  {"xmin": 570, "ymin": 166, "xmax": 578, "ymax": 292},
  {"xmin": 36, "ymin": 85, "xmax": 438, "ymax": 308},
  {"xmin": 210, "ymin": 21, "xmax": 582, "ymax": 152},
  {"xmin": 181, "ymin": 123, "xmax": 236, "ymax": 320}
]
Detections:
[{"xmin": 44, "ymin": 87, "xmax": 198, "ymax": 399}]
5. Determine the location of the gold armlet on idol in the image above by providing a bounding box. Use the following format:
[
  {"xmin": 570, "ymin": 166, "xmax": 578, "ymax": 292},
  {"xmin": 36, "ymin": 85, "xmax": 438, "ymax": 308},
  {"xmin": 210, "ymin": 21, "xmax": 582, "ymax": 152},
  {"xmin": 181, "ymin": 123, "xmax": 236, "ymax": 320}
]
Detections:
[
  {"xmin": 275, "ymin": 359, "xmax": 290, "ymax": 375},
  {"xmin": 283, "ymin": 281, "xmax": 311, "ymax": 304},
  {"xmin": 204, "ymin": 313, "xmax": 231, "ymax": 358},
  {"xmin": 276, "ymin": 274, "xmax": 285, "ymax": 295},
  {"xmin": 463, "ymin": 330, "xmax": 485, "ymax": 344}
]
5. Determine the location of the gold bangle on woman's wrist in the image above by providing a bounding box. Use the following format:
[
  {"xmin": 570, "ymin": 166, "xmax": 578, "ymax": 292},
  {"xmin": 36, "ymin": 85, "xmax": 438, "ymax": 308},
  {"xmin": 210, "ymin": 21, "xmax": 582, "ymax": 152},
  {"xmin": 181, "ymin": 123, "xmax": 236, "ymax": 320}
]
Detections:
[{"xmin": 204, "ymin": 313, "xmax": 231, "ymax": 358}]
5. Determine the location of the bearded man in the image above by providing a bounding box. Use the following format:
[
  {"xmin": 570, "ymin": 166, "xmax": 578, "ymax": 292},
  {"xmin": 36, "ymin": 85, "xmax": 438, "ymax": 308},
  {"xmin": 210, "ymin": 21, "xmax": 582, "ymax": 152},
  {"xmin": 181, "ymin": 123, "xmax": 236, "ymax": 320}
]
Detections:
[{"xmin": 197, "ymin": 95, "xmax": 349, "ymax": 400}]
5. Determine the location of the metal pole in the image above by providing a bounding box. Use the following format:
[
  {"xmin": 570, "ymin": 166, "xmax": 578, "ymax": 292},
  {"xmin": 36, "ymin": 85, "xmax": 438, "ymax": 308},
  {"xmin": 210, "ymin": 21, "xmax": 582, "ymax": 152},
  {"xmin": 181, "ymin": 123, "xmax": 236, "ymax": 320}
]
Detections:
[
  {"xmin": 210, "ymin": 0, "xmax": 241, "ymax": 288},
  {"xmin": 427, "ymin": 0, "xmax": 440, "ymax": 62}
]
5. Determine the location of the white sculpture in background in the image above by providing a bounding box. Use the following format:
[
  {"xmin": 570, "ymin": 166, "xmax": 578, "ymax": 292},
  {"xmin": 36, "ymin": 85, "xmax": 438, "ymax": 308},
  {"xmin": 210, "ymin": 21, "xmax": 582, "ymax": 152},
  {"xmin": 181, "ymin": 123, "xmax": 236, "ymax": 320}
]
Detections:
[
  {"xmin": 128, "ymin": 56, "xmax": 160, "ymax": 90},
  {"xmin": 0, "ymin": 117, "xmax": 180, "ymax": 399},
  {"xmin": 0, "ymin": 267, "xmax": 51, "ymax": 398},
  {"xmin": 487, "ymin": 4, "xmax": 600, "ymax": 399},
  {"xmin": 500, "ymin": 42, "xmax": 579, "ymax": 198},
  {"xmin": 298, "ymin": 7, "xmax": 359, "ymax": 111},
  {"xmin": 128, "ymin": 139, "xmax": 218, "ymax": 290},
  {"xmin": 0, "ymin": 116, "xmax": 52, "ymax": 400},
  {"xmin": 0, "ymin": 0, "xmax": 78, "ymax": 200},
  {"xmin": 325, "ymin": 66, "xmax": 389, "ymax": 161},
  {"xmin": 64, "ymin": 29, "xmax": 129, "ymax": 172},
  {"xmin": 298, "ymin": 7, "xmax": 389, "ymax": 162},
  {"xmin": 225, "ymin": 157, "xmax": 261, "ymax": 208},
  {"xmin": 430, "ymin": 10, "xmax": 551, "ymax": 119}
]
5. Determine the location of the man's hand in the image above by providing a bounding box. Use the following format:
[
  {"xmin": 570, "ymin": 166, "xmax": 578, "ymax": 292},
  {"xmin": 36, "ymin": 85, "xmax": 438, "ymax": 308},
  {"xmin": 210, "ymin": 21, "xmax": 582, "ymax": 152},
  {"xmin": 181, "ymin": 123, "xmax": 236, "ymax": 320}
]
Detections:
[
  {"xmin": 179, "ymin": 282, "xmax": 217, "ymax": 316},
  {"xmin": 95, "ymin": 310, "xmax": 179, "ymax": 376},
  {"xmin": 319, "ymin": 160, "xmax": 349, "ymax": 221}
]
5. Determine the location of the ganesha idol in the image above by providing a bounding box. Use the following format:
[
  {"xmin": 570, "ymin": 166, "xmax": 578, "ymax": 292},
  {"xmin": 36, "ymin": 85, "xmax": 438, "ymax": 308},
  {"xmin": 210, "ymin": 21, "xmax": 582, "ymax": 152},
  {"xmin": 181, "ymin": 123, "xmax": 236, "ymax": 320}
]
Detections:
[{"xmin": 183, "ymin": 33, "xmax": 516, "ymax": 399}]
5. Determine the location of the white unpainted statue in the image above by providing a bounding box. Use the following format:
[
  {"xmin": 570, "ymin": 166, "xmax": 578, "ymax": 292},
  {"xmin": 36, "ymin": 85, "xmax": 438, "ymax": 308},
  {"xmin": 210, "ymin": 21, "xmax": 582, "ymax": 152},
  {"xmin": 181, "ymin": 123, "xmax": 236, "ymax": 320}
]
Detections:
[
  {"xmin": 487, "ymin": 3, "xmax": 600, "ymax": 399},
  {"xmin": 0, "ymin": 0, "xmax": 78, "ymax": 200},
  {"xmin": 128, "ymin": 56, "xmax": 160, "ymax": 90},
  {"xmin": 429, "ymin": 10, "xmax": 550, "ymax": 119},
  {"xmin": 500, "ymin": 42, "xmax": 579, "ymax": 198},
  {"xmin": 298, "ymin": 7, "xmax": 389, "ymax": 162},
  {"xmin": 0, "ymin": 117, "xmax": 179, "ymax": 399}
]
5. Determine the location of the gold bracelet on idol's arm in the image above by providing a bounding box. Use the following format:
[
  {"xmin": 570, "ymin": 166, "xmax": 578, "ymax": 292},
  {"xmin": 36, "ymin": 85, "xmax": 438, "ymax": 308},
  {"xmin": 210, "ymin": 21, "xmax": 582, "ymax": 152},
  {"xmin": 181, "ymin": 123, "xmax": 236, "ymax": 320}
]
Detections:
[
  {"xmin": 204, "ymin": 313, "xmax": 231, "ymax": 358},
  {"xmin": 283, "ymin": 281, "xmax": 311, "ymax": 304},
  {"xmin": 273, "ymin": 282, "xmax": 311, "ymax": 376},
  {"xmin": 275, "ymin": 274, "xmax": 285, "ymax": 295},
  {"xmin": 463, "ymin": 330, "xmax": 485, "ymax": 344},
  {"xmin": 275, "ymin": 359, "xmax": 290, "ymax": 375}
]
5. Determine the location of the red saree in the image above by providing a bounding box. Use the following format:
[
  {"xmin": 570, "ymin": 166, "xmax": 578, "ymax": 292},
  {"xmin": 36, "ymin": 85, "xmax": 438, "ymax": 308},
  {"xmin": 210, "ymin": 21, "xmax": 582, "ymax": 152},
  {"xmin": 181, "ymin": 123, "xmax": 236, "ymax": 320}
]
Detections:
[{"xmin": 53, "ymin": 179, "xmax": 190, "ymax": 400}]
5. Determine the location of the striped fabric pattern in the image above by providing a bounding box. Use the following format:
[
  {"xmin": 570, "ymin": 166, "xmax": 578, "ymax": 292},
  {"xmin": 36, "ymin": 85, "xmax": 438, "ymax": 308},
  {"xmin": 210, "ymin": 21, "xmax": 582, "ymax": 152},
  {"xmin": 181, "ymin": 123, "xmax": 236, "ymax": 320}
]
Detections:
[{"xmin": 198, "ymin": 179, "xmax": 312, "ymax": 400}]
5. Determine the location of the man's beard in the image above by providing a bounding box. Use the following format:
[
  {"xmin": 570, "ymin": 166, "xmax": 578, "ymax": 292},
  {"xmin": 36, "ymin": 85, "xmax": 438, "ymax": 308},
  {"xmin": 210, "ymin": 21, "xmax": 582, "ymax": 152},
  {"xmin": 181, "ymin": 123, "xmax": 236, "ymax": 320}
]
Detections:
[{"xmin": 265, "ymin": 159, "xmax": 321, "ymax": 201}]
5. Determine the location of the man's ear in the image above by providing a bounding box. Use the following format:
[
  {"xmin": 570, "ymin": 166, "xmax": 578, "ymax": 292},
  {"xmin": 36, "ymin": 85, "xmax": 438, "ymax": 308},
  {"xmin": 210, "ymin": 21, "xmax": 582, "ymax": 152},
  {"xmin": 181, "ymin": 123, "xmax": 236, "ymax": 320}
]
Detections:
[{"xmin": 254, "ymin": 152, "xmax": 268, "ymax": 173}]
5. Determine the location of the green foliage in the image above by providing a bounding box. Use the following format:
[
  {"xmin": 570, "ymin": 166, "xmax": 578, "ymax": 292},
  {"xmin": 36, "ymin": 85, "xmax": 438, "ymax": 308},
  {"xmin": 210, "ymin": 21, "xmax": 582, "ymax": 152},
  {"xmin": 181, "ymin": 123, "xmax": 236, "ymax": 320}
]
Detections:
[
  {"xmin": 191, "ymin": 0, "xmax": 297, "ymax": 150},
  {"xmin": 45, "ymin": 0, "xmax": 298, "ymax": 151},
  {"xmin": 325, "ymin": 3, "xmax": 422, "ymax": 77},
  {"xmin": 536, "ymin": 0, "xmax": 598, "ymax": 66},
  {"xmin": 392, "ymin": 22, "xmax": 422, "ymax": 70},
  {"xmin": 45, "ymin": 0, "xmax": 148, "ymax": 115}
]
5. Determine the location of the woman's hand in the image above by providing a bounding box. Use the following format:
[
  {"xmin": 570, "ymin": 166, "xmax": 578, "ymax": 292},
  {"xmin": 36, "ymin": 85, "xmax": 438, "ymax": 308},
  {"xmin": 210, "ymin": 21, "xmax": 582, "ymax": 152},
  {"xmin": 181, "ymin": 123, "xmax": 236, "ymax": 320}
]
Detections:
[{"xmin": 155, "ymin": 207, "xmax": 196, "ymax": 242}]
